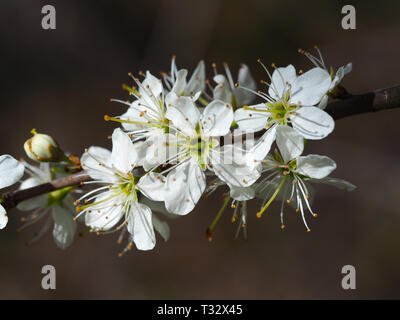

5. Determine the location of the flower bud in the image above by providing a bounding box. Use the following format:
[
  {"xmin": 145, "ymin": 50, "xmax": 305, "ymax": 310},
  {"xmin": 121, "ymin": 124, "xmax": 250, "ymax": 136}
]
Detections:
[{"xmin": 24, "ymin": 129, "xmax": 65, "ymax": 162}]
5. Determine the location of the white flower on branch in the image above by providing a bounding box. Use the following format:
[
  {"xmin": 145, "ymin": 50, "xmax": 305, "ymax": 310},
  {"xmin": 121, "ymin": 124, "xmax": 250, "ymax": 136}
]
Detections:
[
  {"xmin": 0, "ymin": 50, "xmax": 361, "ymax": 251},
  {"xmin": 255, "ymin": 128, "xmax": 355, "ymax": 230},
  {"xmin": 0, "ymin": 155, "xmax": 25, "ymax": 229},
  {"xmin": 107, "ymin": 71, "xmax": 169, "ymax": 141},
  {"xmin": 78, "ymin": 128, "xmax": 169, "ymax": 251},
  {"xmin": 162, "ymin": 56, "xmax": 206, "ymax": 100},
  {"xmin": 141, "ymin": 94, "xmax": 260, "ymax": 216},
  {"xmin": 298, "ymin": 46, "xmax": 352, "ymax": 109},
  {"xmin": 212, "ymin": 62, "xmax": 257, "ymax": 109},
  {"xmin": 234, "ymin": 62, "xmax": 335, "ymax": 162}
]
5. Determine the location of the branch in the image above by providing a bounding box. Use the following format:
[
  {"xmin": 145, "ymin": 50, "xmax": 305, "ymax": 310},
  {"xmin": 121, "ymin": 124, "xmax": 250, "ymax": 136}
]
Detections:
[
  {"xmin": 326, "ymin": 85, "xmax": 400, "ymax": 120},
  {"xmin": 1, "ymin": 172, "xmax": 90, "ymax": 211},
  {"xmin": 2, "ymin": 85, "xmax": 400, "ymax": 212}
]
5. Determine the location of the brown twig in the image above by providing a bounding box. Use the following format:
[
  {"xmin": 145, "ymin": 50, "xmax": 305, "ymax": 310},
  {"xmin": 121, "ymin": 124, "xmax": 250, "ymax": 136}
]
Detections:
[
  {"xmin": 1, "ymin": 172, "xmax": 90, "ymax": 211},
  {"xmin": 326, "ymin": 85, "xmax": 400, "ymax": 120}
]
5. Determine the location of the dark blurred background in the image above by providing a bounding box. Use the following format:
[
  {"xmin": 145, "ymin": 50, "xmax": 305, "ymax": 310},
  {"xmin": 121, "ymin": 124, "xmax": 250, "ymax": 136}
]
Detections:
[{"xmin": 1, "ymin": 0, "xmax": 400, "ymax": 299}]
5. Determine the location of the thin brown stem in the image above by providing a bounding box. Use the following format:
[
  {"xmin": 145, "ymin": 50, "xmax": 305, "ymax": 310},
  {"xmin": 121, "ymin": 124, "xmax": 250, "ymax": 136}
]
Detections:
[{"xmin": 1, "ymin": 172, "xmax": 90, "ymax": 211}]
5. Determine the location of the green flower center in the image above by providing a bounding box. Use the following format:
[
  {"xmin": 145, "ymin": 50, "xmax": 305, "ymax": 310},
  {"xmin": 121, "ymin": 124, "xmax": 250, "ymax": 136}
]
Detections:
[{"xmin": 186, "ymin": 136, "xmax": 217, "ymax": 170}]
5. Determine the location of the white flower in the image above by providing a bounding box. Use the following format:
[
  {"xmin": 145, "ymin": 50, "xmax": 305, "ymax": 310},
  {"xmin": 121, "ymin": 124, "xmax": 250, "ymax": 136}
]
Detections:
[
  {"xmin": 254, "ymin": 129, "xmax": 355, "ymax": 230},
  {"xmin": 212, "ymin": 62, "xmax": 257, "ymax": 108},
  {"xmin": 107, "ymin": 71, "xmax": 169, "ymax": 141},
  {"xmin": 17, "ymin": 162, "xmax": 77, "ymax": 249},
  {"xmin": 78, "ymin": 128, "xmax": 169, "ymax": 251},
  {"xmin": 0, "ymin": 155, "xmax": 24, "ymax": 229},
  {"xmin": 162, "ymin": 56, "xmax": 205, "ymax": 100},
  {"xmin": 298, "ymin": 47, "xmax": 352, "ymax": 109},
  {"xmin": 234, "ymin": 62, "xmax": 335, "ymax": 160},
  {"xmin": 143, "ymin": 94, "xmax": 260, "ymax": 216},
  {"xmin": 110, "ymin": 59, "xmax": 205, "ymax": 141}
]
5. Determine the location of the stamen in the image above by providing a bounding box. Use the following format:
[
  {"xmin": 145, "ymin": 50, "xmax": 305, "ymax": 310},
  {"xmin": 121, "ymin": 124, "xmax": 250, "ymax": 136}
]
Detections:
[
  {"xmin": 206, "ymin": 195, "xmax": 231, "ymax": 241},
  {"xmin": 257, "ymin": 175, "xmax": 288, "ymax": 218}
]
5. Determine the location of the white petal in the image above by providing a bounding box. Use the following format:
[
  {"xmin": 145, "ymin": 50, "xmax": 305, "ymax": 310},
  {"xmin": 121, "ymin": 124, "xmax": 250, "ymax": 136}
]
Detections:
[
  {"xmin": 130, "ymin": 140, "xmax": 147, "ymax": 167},
  {"xmin": 120, "ymin": 106, "xmax": 142, "ymax": 132},
  {"xmin": 137, "ymin": 172, "xmax": 166, "ymax": 202},
  {"xmin": 0, "ymin": 205, "xmax": 8, "ymax": 229},
  {"xmin": 250, "ymin": 126, "xmax": 277, "ymax": 160},
  {"xmin": 17, "ymin": 192, "xmax": 48, "ymax": 211},
  {"xmin": 202, "ymin": 99, "xmax": 233, "ymax": 137},
  {"xmin": 84, "ymin": 192, "xmax": 125, "ymax": 231},
  {"xmin": 296, "ymin": 155, "xmax": 336, "ymax": 179},
  {"xmin": 255, "ymin": 174, "xmax": 291, "ymax": 202},
  {"xmin": 111, "ymin": 128, "xmax": 138, "ymax": 173},
  {"xmin": 81, "ymin": 146, "xmax": 116, "ymax": 182},
  {"xmin": 211, "ymin": 145, "xmax": 261, "ymax": 187},
  {"xmin": 0, "ymin": 155, "xmax": 24, "ymax": 189},
  {"xmin": 318, "ymin": 95, "xmax": 329, "ymax": 110},
  {"xmin": 142, "ymin": 134, "xmax": 181, "ymax": 171},
  {"xmin": 17, "ymin": 197, "xmax": 48, "ymax": 211},
  {"xmin": 344, "ymin": 63, "xmax": 352, "ymax": 75},
  {"xmin": 20, "ymin": 176, "xmax": 41, "ymax": 189},
  {"xmin": 165, "ymin": 93, "xmax": 200, "ymax": 137},
  {"xmin": 268, "ymin": 65, "xmax": 297, "ymax": 100},
  {"xmin": 276, "ymin": 125, "xmax": 304, "ymax": 163},
  {"xmin": 141, "ymin": 71, "xmax": 163, "ymax": 98},
  {"xmin": 120, "ymin": 100, "xmax": 160, "ymax": 132},
  {"xmin": 51, "ymin": 205, "xmax": 77, "ymax": 249},
  {"xmin": 83, "ymin": 146, "xmax": 111, "ymax": 166},
  {"xmin": 234, "ymin": 64, "xmax": 257, "ymax": 106},
  {"xmin": 128, "ymin": 203, "xmax": 156, "ymax": 251},
  {"xmin": 39, "ymin": 163, "xmax": 52, "ymax": 182},
  {"xmin": 140, "ymin": 197, "xmax": 175, "ymax": 218},
  {"xmin": 230, "ymin": 185, "xmax": 255, "ymax": 201},
  {"xmin": 332, "ymin": 67, "xmax": 344, "ymax": 89},
  {"xmin": 291, "ymin": 67, "xmax": 331, "ymax": 106},
  {"xmin": 213, "ymin": 75, "xmax": 232, "ymax": 103},
  {"xmin": 171, "ymin": 69, "xmax": 188, "ymax": 96},
  {"xmin": 331, "ymin": 63, "xmax": 351, "ymax": 89},
  {"xmin": 291, "ymin": 106, "xmax": 334, "ymax": 140},
  {"xmin": 152, "ymin": 213, "xmax": 170, "ymax": 242},
  {"xmin": 312, "ymin": 177, "xmax": 356, "ymax": 191},
  {"xmin": 164, "ymin": 161, "xmax": 206, "ymax": 215},
  {"xmin": 234, "ymin": 104, "xmax": 269, "ymax": 132},
  {"xmin": 185, "ymin": 60, "xmax": 206, "ymax": 96}
]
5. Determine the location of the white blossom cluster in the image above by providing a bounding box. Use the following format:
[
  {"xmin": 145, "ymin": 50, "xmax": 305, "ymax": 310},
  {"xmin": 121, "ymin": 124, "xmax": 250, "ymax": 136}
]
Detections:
[{"xmin": 0, "ymin": 49, "xmax": 355, "ymax": 254}]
